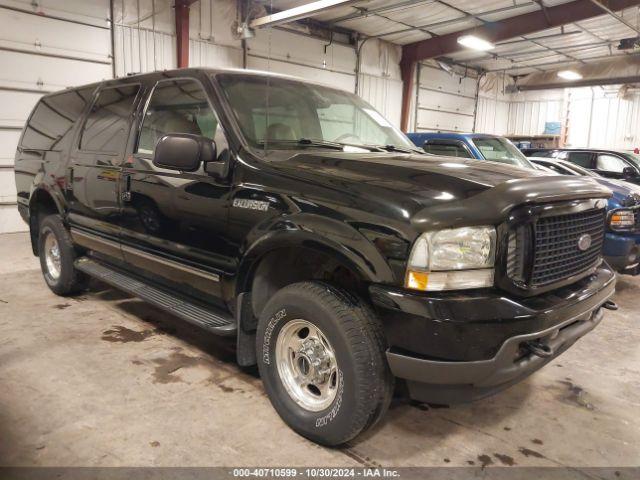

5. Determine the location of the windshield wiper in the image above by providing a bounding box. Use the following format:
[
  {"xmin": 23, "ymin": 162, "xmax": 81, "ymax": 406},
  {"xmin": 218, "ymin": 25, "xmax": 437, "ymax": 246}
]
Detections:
[
  {"xmin": 365, "ymin": 144, "xmax": 422, "ymax": 154},
  {"xmin": 257, "ymin": 138, "xmax": 346, "ymax": 151}
]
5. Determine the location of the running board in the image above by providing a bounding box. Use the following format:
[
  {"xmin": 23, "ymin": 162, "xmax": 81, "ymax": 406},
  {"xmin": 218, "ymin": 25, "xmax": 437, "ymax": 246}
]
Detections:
[{"xmin": 75, "ymin": 257, "xmax": 236, "ymax": 336}]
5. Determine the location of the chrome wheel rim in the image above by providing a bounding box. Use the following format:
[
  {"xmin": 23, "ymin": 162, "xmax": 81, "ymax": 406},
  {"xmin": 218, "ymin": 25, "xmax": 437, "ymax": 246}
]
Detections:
[
  {"xmin": 44, "ymin": 231, "xmax": 62, "ymax": 281},
  {"xmin": 275, "ymin": 319, "xmax": 339, "ymax": 412}
]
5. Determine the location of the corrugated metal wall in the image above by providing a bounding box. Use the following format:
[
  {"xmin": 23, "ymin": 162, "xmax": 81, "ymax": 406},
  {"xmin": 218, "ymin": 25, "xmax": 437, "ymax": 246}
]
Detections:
[
  {"xmin": 567, "ymin": 86, "xmax": 640, "ymax": 150},
  {"xmin": 0, "ymin": 0, "xmax": 113, "ymax": 233}
]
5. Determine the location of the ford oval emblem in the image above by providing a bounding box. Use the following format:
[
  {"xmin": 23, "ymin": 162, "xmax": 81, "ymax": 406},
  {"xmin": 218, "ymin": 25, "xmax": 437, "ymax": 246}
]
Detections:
[{"xmin": 578, "ymin": 234, "xmax": 592, "ymax": 251}]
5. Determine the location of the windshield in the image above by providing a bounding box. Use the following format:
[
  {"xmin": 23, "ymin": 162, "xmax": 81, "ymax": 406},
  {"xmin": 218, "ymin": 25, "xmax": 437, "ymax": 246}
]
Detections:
[
  {"xmin": 472, "ymin": 137, "xmax": 534, "ymax": 169},
  {"xmin": 216, "ymin": 74, "xmax": 415, "ymax": 152}
]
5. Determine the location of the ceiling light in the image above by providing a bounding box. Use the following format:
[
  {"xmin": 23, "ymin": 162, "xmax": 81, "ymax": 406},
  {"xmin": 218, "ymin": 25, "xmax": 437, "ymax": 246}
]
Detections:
[
  {"xmin": 457, "ymin": 35, "xmax": 495, "ymax": 51},
  {"xmin": 558, "ymin": 70, "xmax": 583, "ymax": 81}
]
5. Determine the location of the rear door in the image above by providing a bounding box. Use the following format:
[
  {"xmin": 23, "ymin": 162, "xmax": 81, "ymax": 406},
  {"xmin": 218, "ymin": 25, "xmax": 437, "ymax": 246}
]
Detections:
[
  {"xmin": 118, "ymin": 75, "xmax": 233, "ymax": 304},
  {"xmin": 564, "ymin": 151, "xmax": 596, "ymax": 170},
  {"xmin": 66, "ymin": 82, "xmax": 142, "ymax": 260}
]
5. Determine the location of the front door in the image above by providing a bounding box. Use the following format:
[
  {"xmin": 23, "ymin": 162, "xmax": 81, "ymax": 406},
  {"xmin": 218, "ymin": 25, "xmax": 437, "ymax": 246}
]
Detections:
[
  {"xmin": 119, "ymin": 76, "xmax": 234, "ymax": 305},
  {"xmin": 595, "ymin": 153, "xmax": 640, "ymax": 184},
  {"xmin": 66, "ymin": 83, "xmax": 142, "ymax": 261}
]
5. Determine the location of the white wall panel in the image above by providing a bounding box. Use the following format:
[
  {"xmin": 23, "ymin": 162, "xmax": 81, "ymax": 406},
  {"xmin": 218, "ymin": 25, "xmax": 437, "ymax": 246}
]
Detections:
[
  {"xmin": 358, "ymin": 74, "xmax": 402, "ymax": 129},
  {"xmin": 0, "ymin": 0, "xmax": 113, "ymax": 232},
  {"xmin": 247, "ymin": 28, "xmax": 356, "ymax": 92},
  {"xmin": 189, "ymin": 39, "xmax": 242, "ymax": 69},
  {"xmin": 0, "ymin": 170, "xmax": 16, "ymax": 203},
  {"xmin": 114, "ymin": 24, "xmax": 175, "ymax": 76},
  {"xmin": 476, "ymin": 98, "xmax": 510, "ymax": 135},
  {"xmin": 567, "ymin": 87, "xmax": 640, "ymax": 149},
  {"xmin": 0, "ymin": 131, "xmax": 21, "ymax": 166},
  {"xmin": 0, "ymin": 206, "xmax": 25, "ymax": 233},
  {"xmin": 0, "ymin": 91, "xmax": 43, "ymax": 128}
]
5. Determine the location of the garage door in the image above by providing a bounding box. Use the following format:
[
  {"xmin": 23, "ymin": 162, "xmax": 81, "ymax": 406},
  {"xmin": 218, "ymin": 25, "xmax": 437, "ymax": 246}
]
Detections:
[
  {"xmin": 0, "ymin": 0, "xmax": 113, "ymax": 233},
  {"xmin": 415, "ymin": 63, "xmax": 478, "ymax": 134}
]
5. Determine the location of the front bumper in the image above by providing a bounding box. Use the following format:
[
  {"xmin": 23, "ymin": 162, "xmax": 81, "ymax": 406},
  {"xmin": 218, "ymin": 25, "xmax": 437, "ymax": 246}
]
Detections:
[
  {"xmin": 604, "ymin": 232, "xmax": 640, "ymax": 275},
  {"xmin": 370, "ymin": 265, "xmax": 616, "ymax": 404}
]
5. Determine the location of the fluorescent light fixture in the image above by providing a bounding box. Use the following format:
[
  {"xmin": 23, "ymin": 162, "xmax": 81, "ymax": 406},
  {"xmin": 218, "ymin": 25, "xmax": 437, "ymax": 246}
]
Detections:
[
  {"xmin": 558, "ymin": 70, "xmax": 583, "ymax": 81},
  {"xmin": 457, "ymin": 35, "xmax": 495, "ymax": 51}
]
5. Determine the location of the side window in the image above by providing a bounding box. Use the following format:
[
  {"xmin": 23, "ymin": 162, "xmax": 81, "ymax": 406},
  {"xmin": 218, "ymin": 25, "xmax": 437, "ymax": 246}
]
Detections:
[
  {"xmin": 137, "ymin": 78, "xmax": 227, "ymax": 155},
  {"xmin": 566, "ymin": 152, "xmax": 593, "ymax": 168},
  {"xmin": 21, "ymin": 87, "xmax": 94, "ymax": 152},
  {"xmin": 80, "ymin": 85, "xmax": 140, "ymax": 153},
  {"xmin": 423, "ymin": 141, "xmax": 472, "ymax": 158},
  {"xmin": 597, "ymin": 154, "xmax": 628, "ymax": 173}
]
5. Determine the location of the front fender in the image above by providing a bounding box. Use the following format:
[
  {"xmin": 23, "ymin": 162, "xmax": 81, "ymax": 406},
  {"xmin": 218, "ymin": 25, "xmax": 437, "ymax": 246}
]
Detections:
[{"xmin": 235, "ymin": 213, "xmax": 397, "ymax": 295}]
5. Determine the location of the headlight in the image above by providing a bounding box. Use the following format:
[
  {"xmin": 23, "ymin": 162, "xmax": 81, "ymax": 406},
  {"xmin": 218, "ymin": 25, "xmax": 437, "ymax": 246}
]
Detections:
[
  {"xmin": 610, "ymin": 209, "xmax": 635, "ymax": 230},
  {"xmin": 406, "ymin": 226, "xmax": 496, "ymax": 291}
]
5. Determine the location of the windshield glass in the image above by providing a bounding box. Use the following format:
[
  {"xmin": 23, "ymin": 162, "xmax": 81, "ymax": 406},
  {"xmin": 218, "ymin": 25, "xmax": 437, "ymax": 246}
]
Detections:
[
  {"xmin": 472, "ymin": 137, "xmax": 534, "ymax": 169},
  {"xmin": 216, "ymin": 74, "xmax": 415, "ymax": 152}
]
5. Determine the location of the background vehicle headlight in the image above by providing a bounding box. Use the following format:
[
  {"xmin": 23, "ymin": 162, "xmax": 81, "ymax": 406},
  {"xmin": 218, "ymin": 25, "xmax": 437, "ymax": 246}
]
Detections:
[
  {"xmin": 406, "ymin": 226, "xmax": 496, "ymax": 291},
  {"xmin": 610, "ymin": 209, "xmax": 635, "ymax": 230}
]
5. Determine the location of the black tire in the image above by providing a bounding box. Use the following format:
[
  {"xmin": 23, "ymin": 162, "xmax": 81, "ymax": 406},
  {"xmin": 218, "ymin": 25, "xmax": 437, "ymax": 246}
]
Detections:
[
  {"xmin": 38, "ymin": 214, "xmax": 88, "ymax": 296},
  {"xmin": 256, "ymin": 282, "xmax": 393, "ymax": 446}
]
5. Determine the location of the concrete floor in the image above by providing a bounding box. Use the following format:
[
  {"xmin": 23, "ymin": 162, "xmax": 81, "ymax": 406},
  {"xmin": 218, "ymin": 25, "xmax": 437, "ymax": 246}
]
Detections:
[{"xmin": 0, "ymin": 231, "xmax": 638, "ymax": 468}]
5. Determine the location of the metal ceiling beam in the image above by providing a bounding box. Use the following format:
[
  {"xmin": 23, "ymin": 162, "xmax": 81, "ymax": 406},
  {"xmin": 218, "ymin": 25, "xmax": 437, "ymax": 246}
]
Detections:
[
  {"xmin": 249, "ymin": 0, "xmax": 366, "ymax": 29},
  {"xmin": 402, "ymin": 0, "xmax": 640, "ymax": 64},
  {"xmin": 517, "ymin": 74, "xmax": 640, "ymax": 90},
  {"xmin": 398, "ymin": 0, "xmax": 640, "ymax": 130},
  {"xmin": 588, "ymin": 0, "xmax": 640, "ymax": 34},
  {"xmin": 371, "ymin": 2, "xmax": 537, "ymax": 39}
]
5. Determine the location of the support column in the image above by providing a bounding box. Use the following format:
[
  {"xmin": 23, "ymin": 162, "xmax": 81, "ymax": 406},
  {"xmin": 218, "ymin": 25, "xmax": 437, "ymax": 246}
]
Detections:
[
  {"xmin": 400, "ymin": 59, "xmax": 416, "ymax": 133},
  {"xmin": 175, "ymin": 0, "xmax": 190, "ymax": 68}
]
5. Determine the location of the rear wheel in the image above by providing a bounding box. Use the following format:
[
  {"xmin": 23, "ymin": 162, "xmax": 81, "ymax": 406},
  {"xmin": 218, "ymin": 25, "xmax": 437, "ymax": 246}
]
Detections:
[
  {"xmin": 256, "ymin": 282, "xmax": 393, "ymax": 446},
  {"xmin": 38, "ymin": 215, "xmax": 88, "ymax": 296}
]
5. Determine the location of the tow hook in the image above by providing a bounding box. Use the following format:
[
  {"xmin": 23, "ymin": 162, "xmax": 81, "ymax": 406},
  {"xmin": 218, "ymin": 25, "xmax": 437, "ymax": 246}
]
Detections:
[
  {"xmin": 524, "ymin": 340, "xmax": 553, "ymax": 358},
  {"xmin": 602, "ymin": 300, "xmax": 618, "ymax": 311}
]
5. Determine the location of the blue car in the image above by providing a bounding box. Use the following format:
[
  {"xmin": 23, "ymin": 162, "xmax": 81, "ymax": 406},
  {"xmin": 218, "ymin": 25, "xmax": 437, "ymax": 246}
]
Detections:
[
  {"xmin": 406, "ymin": 132, "xmax": 535, "ymax": 169},
  {"xmin": 407, "ymin": 132, "xmax": 640, "ymax": 275}
]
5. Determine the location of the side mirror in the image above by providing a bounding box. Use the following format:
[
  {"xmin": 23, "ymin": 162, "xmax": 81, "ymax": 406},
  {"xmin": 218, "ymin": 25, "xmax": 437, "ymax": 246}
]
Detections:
[
  {"xmin": 205, "ymin": 148, "xmax": 230, "ymax": 179},
  {"xmin": 623, "ymin": 166, "xmax": 637, "ymax": 178},
  {"xmin": 153, "ymin": 134, "xmax": 214, "ymax": 172}
]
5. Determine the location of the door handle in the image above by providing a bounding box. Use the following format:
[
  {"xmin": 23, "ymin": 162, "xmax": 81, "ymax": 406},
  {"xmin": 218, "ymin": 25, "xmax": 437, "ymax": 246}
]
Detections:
[{"xmin": 121, "ymin": 173, "xmax": 132, "ymax": 202}]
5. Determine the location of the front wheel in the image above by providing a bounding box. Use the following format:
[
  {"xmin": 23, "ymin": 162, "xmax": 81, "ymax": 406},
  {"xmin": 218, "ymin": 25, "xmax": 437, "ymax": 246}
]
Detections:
[{"xmin": 256, "ymin": 282, "xmax": 393, "ymax": 446}]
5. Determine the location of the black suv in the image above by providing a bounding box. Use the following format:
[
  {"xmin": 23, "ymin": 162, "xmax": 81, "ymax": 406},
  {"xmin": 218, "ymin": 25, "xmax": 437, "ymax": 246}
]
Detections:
[
  {"xmin": 15, "ymin": 69, "xmax": 616, "ymax": 446},
  {"xmin": 523, "ymin": 148, "xmax": 640, "ymax": 184}
]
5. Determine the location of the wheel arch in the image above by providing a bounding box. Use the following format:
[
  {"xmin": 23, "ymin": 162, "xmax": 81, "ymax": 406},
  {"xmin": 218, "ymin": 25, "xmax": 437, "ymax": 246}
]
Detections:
[{"xmin": 28, "ymin": 186, "xmax": 65, "ymax": 255}]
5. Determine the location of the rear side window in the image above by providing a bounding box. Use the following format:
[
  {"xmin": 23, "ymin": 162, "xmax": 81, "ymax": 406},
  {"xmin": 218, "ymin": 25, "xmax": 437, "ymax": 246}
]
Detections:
[
  {"xmin": 21, "ymin": 87, "xmax": 94, "ymax": 152},
  {"xmin": 80, "ymin": 85, "xmax": 140, "ymax": 153},
  {"xmin": 597, "ymin": 154, "xmax": 627, "ymax": 172},
  {"xmin": 566, "ymin": 152, "xmax": 593, "ymax": 168},
  {"xmin": 423, "ymin": 141, "xmax": 472, "ymax": 158}
]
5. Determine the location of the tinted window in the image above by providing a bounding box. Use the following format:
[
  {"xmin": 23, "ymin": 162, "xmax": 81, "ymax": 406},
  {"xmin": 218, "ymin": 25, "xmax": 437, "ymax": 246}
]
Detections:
[
  {"xmin": 80, "ymin": 85, "xmax": 140, "ymax": 153},
  {"xmin": 423, "ymin": 141, "xmax": 472, "ymax": 158},
  {"xmin": 216, "ymin": 74, "xmax": 413, "ymax": 151},
  {"xmin": 137, "ymin": 78, "xmax": 226, "ymax": 155},
  {"xmin": 566, "ymin": 152, "xmax": 592, "ymax": 168},
  {"xmin": 597, "ymin": 154, "xmax": 628, "ymax": 172},
  {"xmin": 21, "ymin": 87, "xmax": 94, "ymax": 151},
  {"xmin": 472, "ymin": 137, "xmax": 534, "ymax": 169}
]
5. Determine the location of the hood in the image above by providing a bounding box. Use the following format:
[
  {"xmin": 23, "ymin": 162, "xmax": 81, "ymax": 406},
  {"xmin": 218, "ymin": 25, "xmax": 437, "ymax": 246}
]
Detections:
[
  {"xmin": 271, "ymin": 151, "xmax": 544, "ymax": 199},
  {"xmin": 595, "ymin": 177, "xmax": 640, "ymax": 207},
  {"xmin": 262, "ymin": 151, "xmax": 611, "ymax": 229}
]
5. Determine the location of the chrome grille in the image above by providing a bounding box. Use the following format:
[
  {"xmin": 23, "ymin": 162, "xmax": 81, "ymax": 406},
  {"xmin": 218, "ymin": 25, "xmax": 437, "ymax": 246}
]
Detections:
[{"xmin": 530, "ymin": 209, "xmax": 605, "ymax": 287}]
